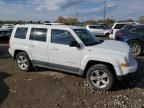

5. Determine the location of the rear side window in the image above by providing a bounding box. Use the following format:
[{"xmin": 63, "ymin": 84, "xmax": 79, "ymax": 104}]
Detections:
[
  {"xmin": 14, "ymin": 27, "xmax": 28, "ymax": 39},
  {"xmin": 131, "ymin": 26, "xmax": 144, "ymax": 33},
  {"xmin": 30, "ymin": 28, "xmax": 47, "ymax": 42},
  {"xmin": 114, "ymin": 24, "xmax": 126, "ymax": 29}
]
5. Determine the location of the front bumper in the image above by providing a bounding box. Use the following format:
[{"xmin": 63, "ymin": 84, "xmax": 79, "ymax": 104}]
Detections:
[
  {"xmin": 117, "ymin": 59, "xmax": 138, "ymax": 81},
  {"xmin": 117, "ymin": 72, "xmax": 137, "ymax": 81},
  {"xmin": 123, "ymin": 59, "xmax": 138, "ymax": 75}
]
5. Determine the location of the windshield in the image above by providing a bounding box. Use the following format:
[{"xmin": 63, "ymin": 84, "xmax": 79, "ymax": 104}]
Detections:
[{"xmin": 74, "ymin": 29, "xmax": 100, "ymax": 46}]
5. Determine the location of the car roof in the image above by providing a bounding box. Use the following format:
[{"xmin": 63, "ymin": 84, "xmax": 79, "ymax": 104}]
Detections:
[
  {"xmin": 132, "ymin": 24, "xmax": 144, "ymax": 27},
  {"xmin": 3, "ymin": 24, "xmax": 14, "ymax": 26},
  {"xmin": 114, "ymin": 22, "xmax": 137, "ymax": 25},
  {"xmin": 125, "ymin": 24, "xmax": 144, "ymax": 27},
  {"xmin": 15, "ymin": 24, "xmax": 85, "ymax": 29},
  {"xmin": 114, "ymin": 23, "xmax": 128, "ymax": 25}
]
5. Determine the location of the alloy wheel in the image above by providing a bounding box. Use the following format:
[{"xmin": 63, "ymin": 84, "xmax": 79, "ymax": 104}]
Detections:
[
  {"xmin": 90, "ymin": 70, "xmax": 110, "ymax": 89},
  {"xmin": 17, "ymin": 55, "xmax": 28, "ymax": 70}
]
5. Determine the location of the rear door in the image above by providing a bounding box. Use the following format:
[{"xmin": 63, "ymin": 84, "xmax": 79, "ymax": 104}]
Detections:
[{"xmin": 28, "ymin": 27, "xmax": 48, "ymax": 62}]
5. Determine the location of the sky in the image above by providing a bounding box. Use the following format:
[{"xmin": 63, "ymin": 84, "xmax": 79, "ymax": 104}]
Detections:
[{"xmin": 0, "ymin": 0, "xmax": 143, "ymax": 21}]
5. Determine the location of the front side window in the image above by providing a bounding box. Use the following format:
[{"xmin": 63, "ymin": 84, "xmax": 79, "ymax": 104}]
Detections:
[
  {"xmin": 30, "ymin": 28, "xmax": 47, "ymax": 42},
  {"xmin": 15, "ymin": 27, "xmax": 28, "ymax": 39},
  {"xmin": 74, "ymin": 29, "xmax": 100, "ymax": 46},
  {"xmin": 51, "ymin": 29, "xmax": 75, "ymax": 45}
]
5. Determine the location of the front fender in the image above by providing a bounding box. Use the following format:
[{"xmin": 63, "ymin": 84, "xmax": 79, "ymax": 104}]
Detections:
[{"xmin": 80, "ymin": 54, "xmax": 122, "ymax": 76}]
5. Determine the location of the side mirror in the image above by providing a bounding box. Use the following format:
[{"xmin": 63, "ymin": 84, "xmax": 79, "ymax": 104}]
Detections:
[{"xmin": 69, "ymin": 41, "xmax": 81, "ymax": 48}]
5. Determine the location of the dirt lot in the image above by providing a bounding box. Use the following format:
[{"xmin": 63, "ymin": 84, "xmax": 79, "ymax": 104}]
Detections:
[{"xmin": 0, "ymin": 37, "xmax": 144, "ymax": 108}]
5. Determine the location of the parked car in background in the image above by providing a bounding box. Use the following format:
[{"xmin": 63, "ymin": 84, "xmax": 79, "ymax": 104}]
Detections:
[
  {"xmin": 115, "ymin": 24, "xmax": 144, "ymax": 56},
  {"xmin": 1, "ymin": 24, "xmax": 15, "ymax": 29},
  {"xmin": 98, "ymin": 23, "xmax": 110, "ymax": 29},
  {"xmin": 74, "ymin": 23, "xmax": 84, "ymax": 27},
  {"xmin": 109, "ymin": 23, "xmax": 129, "ymax": 39},
  {"xmin": 9, "ymin": 24, "xmax": 138, "ymax": 91},
  {"xmin": 0, "ymin": 28, "xmax": 12, "ymax": 38},
  {"xmin": 86, "ymin": 25, "xmax": 110, "ymax": 36},
  {"xmin": 109, "ymin": 22, "xmax": 139, "ymax": 39},
  {"xmin": 0, "ymin": 24, "xmax": 14, "ymax": 38}
]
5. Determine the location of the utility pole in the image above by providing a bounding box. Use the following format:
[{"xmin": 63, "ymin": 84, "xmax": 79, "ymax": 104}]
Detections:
[
  {"xmin": 76, "ymin": 12, "xmax": 79, "ymax": 20},
  {"xmin": 104, "ymin": 0, "xmax": 107, "ymax": 20}
]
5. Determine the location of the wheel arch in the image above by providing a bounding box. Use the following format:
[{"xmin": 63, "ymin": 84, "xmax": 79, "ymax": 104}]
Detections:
[
  {"xmin": 83, "ymin": 60, "xmax": 116, "ymax": 78},
  {"xmin": 14, "ymin": 50, "xmax": 27, "ymax": 60}
]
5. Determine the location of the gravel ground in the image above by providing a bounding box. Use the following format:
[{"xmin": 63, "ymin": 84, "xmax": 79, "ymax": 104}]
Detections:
[{"xmin": 0, "ymin": 38, "xmax": 144, "ymax": 108}]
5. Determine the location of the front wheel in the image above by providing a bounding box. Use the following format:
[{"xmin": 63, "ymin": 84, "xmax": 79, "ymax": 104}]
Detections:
[{"xmin": 86, "ymin": 64, "xmax": 114, "ymax": 91}]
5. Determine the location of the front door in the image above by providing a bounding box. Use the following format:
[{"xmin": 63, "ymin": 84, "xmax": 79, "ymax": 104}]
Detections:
[{"xmin": 48, "ymin": 29, "xmax": 82, "ymax": 72}]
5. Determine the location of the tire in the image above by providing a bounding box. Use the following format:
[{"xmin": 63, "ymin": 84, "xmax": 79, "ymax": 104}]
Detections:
[
  {"xmin": 86, "ymin": 64, "xmax": 114, "ymax": 91},
  {"xmin": 128, "ymin": 40, "xmax": 143, "ymax": 56},
  {"xmin": 15, "ymin": 52, "xmax": 33, "ymax": 72}
]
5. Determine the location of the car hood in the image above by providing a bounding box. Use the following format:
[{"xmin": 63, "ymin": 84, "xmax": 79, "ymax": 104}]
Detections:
[{"xmin": 88, "ymin": 40, "xmax": 130, "ymax": 56}]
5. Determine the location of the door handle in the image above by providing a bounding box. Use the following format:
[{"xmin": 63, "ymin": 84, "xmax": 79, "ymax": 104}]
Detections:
[{"xmin": 52, "ymin": 48, "xmax": 59, "ymax": 51}]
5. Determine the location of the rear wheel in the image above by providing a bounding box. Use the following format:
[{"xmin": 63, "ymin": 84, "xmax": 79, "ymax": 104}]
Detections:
[
  {"xmin": 86, "ymin": 64, "xmax": 114, "ymax": 91},
  {"xmin": 128, "ymin": 40, "xmax": 143, "ymax": 56},
  {"xmin": 15, "ymin": 52, "xmax": 33, "ymax": 72}
]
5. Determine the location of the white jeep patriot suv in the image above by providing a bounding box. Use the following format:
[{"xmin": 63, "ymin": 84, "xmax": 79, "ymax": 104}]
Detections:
[{"xmin": 9, "ymin": 24, "xmax": 138, "ymax": 91}]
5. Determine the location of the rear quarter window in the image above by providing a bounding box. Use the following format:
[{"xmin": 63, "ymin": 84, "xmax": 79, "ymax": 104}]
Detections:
[{"xmin": 14, "ymin": 27, "xmax": 28, "ymax": 39}]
